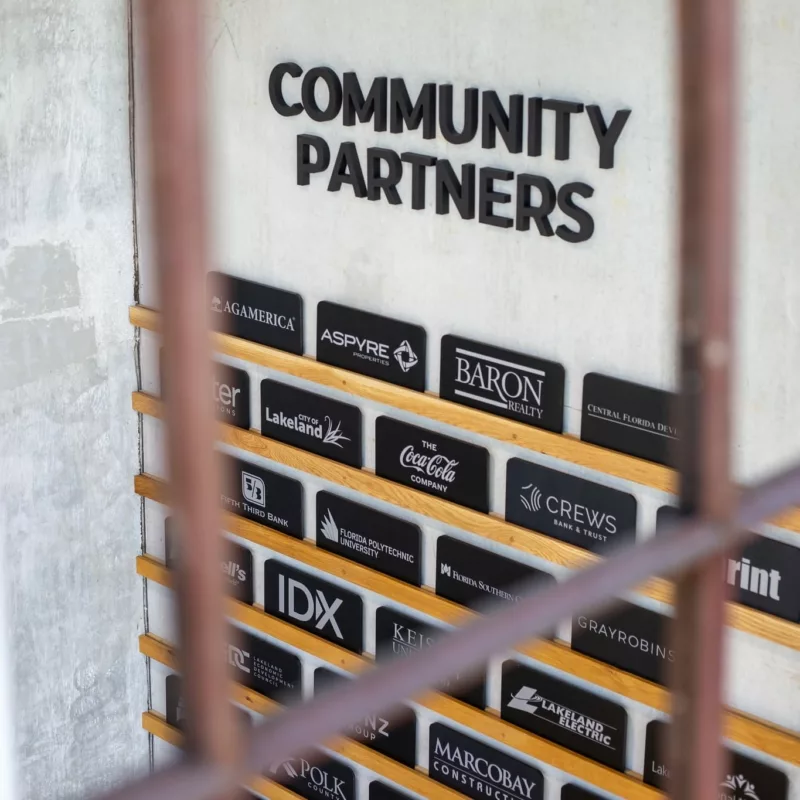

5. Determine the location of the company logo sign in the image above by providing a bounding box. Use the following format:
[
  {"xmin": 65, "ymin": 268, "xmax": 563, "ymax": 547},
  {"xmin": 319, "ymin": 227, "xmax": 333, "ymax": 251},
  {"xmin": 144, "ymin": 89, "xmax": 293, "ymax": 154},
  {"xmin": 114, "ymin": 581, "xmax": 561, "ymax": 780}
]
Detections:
[
  {"xmin": 561, "ymin": 786, "xmax": 603, "ymax": 800},
  {"xmin": 429, "ymin": 723, "xmax": 544, "ymax": 800},
  {"xmin": 260, "ymin": 379, "xmax": 362, "ymax": 467},
  {"xmin": 375, "ymin": 416, "xmax": 489, "ymax": 512},
  {"xmin": 572, "ymin": 602, "xmax": 675, "ymax": 686},
  {"xmin": 165, "ymin": 674, "xmax": 185, "ymax": 729},
  {"xmin": 316, "ymin": 301, "xmax": 427, "ymax": 391},
  {"xmin": 501, "ymin": 662, "xmax": 627, "ymax": 771},
  {"xmin": 316, "ymin": 492, "xmax": 421, "ymax": 585},
  {"xmin": 271, "ymin": 755, "xmax": 355, "ymax": 800},
  {"xmin": 264, "ymin": 560, "xmax": 363, "ymax": 653},
  {"xmin": 221, "ymin": 540, "xmax": 254, "ymax": 605},
  {"xmin": 227, "ymin": 630, "xmax": 301, "ymax": 701},
  {"xmin": 581, "ymin": 372, "xmax": 679, "ymax": 466},
  {"xmin": 440, "ymin": 335, "xmax": 565, "ymax": 433},
  {"xmin": 369, "ymin": 783, "xmax": 411, "ymax": 800},
  {"xmin": 436, "ymin": 535, "xmax": 555, "ymax": 612},
  {"xmin": 213, "ymin": 363, "xmax": 250, "ymax": 429},
  {"xmin": 221, "ymin": 455, "xmax": 303, "ymax": 537},
  {"xmin": 506, "ymin": 458, "xmax": 637, "ymax": 553},
  {"xmin": 207, "ymin": 271, "xmax": 303, "ymax": 354},
  {"xmin": 374, "ymin": 606, "xmax": 486, "ymax": 709}
]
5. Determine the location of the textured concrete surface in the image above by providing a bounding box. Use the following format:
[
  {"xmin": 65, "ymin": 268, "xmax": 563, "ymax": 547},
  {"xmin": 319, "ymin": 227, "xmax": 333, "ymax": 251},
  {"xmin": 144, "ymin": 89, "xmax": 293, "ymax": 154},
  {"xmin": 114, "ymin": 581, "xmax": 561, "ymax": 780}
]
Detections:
[{"xmin": 0, "ymin": 1, "xmax": 147, "ymax": 797}]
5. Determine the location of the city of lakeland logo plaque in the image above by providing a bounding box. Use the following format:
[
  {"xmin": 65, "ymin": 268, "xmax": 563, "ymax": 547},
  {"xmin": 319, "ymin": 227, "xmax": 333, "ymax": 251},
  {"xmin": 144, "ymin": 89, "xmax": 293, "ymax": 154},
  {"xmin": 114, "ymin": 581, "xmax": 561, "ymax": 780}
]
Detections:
[
  {"xmin": 580, "ymin": 373, "xmax": 678, "ymax": 466},
  {"xmin": 270, "ymin": 753, "xmax": 356, "ymax": 800},
  {"xmin": 314, "ymin": 667, "xmax": 417, "ymax": 767},
  {"xmin": 374, "ymin": 606, "xmax": 486, "ymax": 709},
  {"xmin": 428, "ymin": 722, "xmax": 544, "ymax": 800},
  {"xmin": 501, "ymin": 661, "xmax": 627, "ymax": 771},
  {"xmin": 436, "ymin": 535, "xmax": 555, "ymax": 610},
  {"xmin": 375, "ymin": 416, "xmax": 490, "ymax": 512},
  {"xmin": 440, "ymin": 335, "xmax": 565, "ymax": 433},
  {"xmin": 506, "ymin": 458, "xmax": 637, "ymax": 553},
  {"xmin": 264, "ymin": 559, "xmax": 364, "ymax": 653},
  {"xmin": 369, "ymin": 782, "xmax": 411, "ymax": 800},
  {"xmin": 316, "ymin": 301, "xmax": 426, "ymax": 391},
  {"xmin": 221, "ymin": 454, "xmax": 303, "ymax": 537},
  {"xmin": 261, "ymin": 379, "xmax": 363, "ymax": 467},
  {"xmin": 316, "ymin": 491, "xmax": 421, "ymax": 585},
  {"xmin": 572, "ymin": 602, "xmax": 675, "ymax": 685},
  {"xmin": 208, "ymin": 271, "xmax": 303, "ymax": 354},
  {"xmin": 226, "ymin": 629, "xmax": 302, "ymax": 703}
]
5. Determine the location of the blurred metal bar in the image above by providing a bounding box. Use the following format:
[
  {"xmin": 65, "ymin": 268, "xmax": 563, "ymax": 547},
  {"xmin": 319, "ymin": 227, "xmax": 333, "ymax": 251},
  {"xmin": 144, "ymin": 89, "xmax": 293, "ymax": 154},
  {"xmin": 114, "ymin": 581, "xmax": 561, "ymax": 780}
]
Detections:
[
  {"xmin": 140, "ymin": 0, "xmax": 241, "ymax": 773},
  {"xmin": 670, "ymin": 0, "xmax": 737, "ymax": 796}
]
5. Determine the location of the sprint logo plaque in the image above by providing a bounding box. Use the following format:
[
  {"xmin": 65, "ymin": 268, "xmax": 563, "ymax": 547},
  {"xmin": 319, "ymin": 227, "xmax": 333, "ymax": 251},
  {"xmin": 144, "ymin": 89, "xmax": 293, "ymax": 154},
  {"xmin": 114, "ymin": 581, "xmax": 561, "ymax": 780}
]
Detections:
[
  {"xmin": 226, "ymin": 629, "xmax": 302, "ymax": 702},
  {"xmin": 264, "ymin": 560, "xmax": 364, "ymax": 653},
  {"xmin": 506, "ymin": 458, "xmax": 637, "ymax": 553},
  {"xmin": 440, "ymin": 335, "xmax": 565, "ymax": 433},
  {"xmin": 501, "ymin": 661, "xmax": 627, "ymax": 771},
  {"xmin": 261, "ymin": 379, "xmax": 363, "ymax": 467},
  {"xmin": 316, "ymin": 301, "xmax": 426, "ymax": 391},
  {"xmin": 316, "ymin": 491, "xmax": 421, "ymax": 585}
]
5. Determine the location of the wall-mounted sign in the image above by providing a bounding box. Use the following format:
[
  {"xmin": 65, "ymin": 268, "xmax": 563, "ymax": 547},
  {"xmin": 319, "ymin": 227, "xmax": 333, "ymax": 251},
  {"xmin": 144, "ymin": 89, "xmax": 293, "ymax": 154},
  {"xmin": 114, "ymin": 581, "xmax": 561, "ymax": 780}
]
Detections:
[
  {"xmin": 270, "ymin": 753, "xmax": 356, "ymax": 800},
  {"xmin": 644, "ymin": 720, "xmax": 788, "ymax": 799},
  {"xmin": 316, "ymin": 301, "xmax": 426, "ymax": 391},
  {"xmin": 264, "ymin": 559, "xmax": 364, "ymax": 653},
  {"xmin": 374, "ymin": 606, "xmax": 486, "ymax": 709},
  {"xmin": 314, "ymin": 667, "xmax": 417, "ymax": 767},
  {"xmin": 501, "ymin": 661, "xmax": 627, "ymax": 771},
  {"xmin": 435, "ymin": 535, "xmax": 554, "ymax": 610},
  {"xmin": 316, "ymin": 491, "xmax": 421, "ymax": 585},
  {"xmin": 506, "ymin": 459, "xmax": 637, "ymax": 553},
  {"xmin": 261, "ymin": 379, "xmax": 363, "ymax": 467},
  {"xmin": 227, "ymin": 629, "xmax": 302, "ymax": 702},
  {"xmin": 428, "ymin": 722, "xmax": 545, "ymax": 800},
  {"xmin": 440, "ymin": 335, "xmax": 565, "ymax": 433},
  {"xmin": 375, "ymin": 416, "xmax": 489, "ymax": 511},
  {"xmin": 207, "ymin": 271, "xmax": 303, "ymax": 354},
  {"xmin": 221, "ymin": 454, "xmax": 303, "ymax": 537},
  {"xmin": 581, "ymin": 373, "xmax": 678, "ymax": 466},
  {"xmin": 369, "ymin": 782, "xmax": 411, "ymax": 800},
  {"xmin": 572, "ymin": 602, "xmax": 674, "ymax": 685},
  {"xmin": 561, "ymin": 786, "xmax": 603, "ymax": 800},
  {"xmin": 166, "ymin": 675, "xmax": 252, "ymax": 731},
  {"xmin": 164, "ymin": 517, "xmax": 178, "ymax": 568}
]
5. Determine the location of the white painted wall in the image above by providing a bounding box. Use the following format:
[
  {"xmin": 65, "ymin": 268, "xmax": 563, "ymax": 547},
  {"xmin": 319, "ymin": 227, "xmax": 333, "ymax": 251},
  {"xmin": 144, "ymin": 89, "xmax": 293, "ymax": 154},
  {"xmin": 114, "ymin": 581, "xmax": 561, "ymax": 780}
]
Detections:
[{"xmin": 0, "ymin": 0, "xmax": 147, "ymax": 797}]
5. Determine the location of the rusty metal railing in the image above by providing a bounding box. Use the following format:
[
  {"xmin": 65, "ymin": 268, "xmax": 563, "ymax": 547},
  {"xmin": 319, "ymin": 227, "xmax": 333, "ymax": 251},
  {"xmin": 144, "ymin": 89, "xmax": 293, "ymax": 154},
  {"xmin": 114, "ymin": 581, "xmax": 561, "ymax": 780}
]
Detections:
[{"xmin": 100, "ymin": 1, "xmax": 800, "ymax": 799}]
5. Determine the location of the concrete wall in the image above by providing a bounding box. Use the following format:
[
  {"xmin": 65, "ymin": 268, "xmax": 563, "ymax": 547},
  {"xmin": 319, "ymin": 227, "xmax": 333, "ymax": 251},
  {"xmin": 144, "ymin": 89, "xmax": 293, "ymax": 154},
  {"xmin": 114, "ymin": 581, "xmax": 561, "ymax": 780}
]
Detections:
[{"xmin": 0, "ymin": 1, "xmax": 147, "ymax": 797}]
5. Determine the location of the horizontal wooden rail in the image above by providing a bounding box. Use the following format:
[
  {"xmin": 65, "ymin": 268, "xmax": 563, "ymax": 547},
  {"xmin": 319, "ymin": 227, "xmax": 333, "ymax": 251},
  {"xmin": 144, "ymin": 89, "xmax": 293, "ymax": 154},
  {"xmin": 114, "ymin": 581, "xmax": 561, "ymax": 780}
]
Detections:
[
  {"xmin": 130, "ymin": 305, "xmax": 800, "ymax": 535},
  {"xmin": 138, "ymin": 566, "xmax": 662, "ymax": 799},
  {"xmin": 132, "ymin": 393, "xmax": 800, "ymax": 653},
  {"xmin": 138, "ymin": 555, "xmax": 800, "ymax": 769}
]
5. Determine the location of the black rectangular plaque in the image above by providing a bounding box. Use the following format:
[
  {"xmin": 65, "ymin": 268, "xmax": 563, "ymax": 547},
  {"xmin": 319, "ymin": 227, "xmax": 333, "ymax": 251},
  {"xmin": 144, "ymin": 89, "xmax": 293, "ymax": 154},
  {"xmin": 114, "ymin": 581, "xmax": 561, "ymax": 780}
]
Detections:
[
  {"xmin": 227, "ymin": 629, "xmax": 302, "ymax": 702},
  {"xmin": 581, "ymin": 373, "xmax": 678, "ymax": 466},
  {"xmin": 436, "ymin": 535, "xmax": 555, "ymax": 610},
  {"xmin": 166, "ymin": 674, "xmax": 251, "ymax": 731},
  {"xmin": 375, "ymin": 416, "xmax": 489, "ymax": 512},
  {"xmin": 316, "ymin": 491, "xmax": 421, "ymax": 585},
  {"xmin": 270, "ymin": 753, "xmax": 356, "ymax": 800},
  {"xmin": 561, "ymin": 787, "xmax": 603, "ymax": 800},
  {"xmin": 317, "ymin": 301, "xmax": 426, "ymax": 391},
  {"xmin": 261, "ymin": 379, "xmax": 362, "ymax": 467},
  {"xmin": 164, "ymin": 517, "xmax": 179, "ymax": 569},
  {"xmin": 374, "ymin": 606, "xmax": 486, "ymax": 709},
  {"xmin": 501, "ymin": 661, "xmax": 627, "ymax": 771},
  {"xmin": 572, "ymin": 602, "xmax": 675, "ymax": 685},
  {"xmin": 429, "ymin": 722, "xmax": 545, "ymax": 800},
  {"xmin": 440, "ymin": 334, "xmax": 565, "ymax": 433},
  {"xmin": 208, "ymin": 271, "xmax": 303, "ymax": 354},
  {"xmin": 369, "ymin": 782, "xmax": 412, "ymax": 800},
  {"xmin": 506, "ymin": 458, "xmax": 637, "ymax": 553},
  {"xmin": 221, "ymin": 454, "xmax": 303, "ymax": 537},
  {"xmin": 314, "ymin": 667, "xmax": 417, "ymax": 767},
  {"xmin": 264, "ymin": 559, "xmax": 363, "ymax": 653}
]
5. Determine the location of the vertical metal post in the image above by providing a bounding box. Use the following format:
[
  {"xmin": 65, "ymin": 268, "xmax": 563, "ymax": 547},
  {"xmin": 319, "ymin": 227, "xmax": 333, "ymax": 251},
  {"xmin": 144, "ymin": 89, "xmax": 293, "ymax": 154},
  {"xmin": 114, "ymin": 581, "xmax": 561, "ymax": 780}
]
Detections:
[
  {"xmin": 141, "ymin": 0, "xmax": 241, "ymax": 774},
  {"xmin": 671, "ymin": 0, "xmax": 736, "ymax": 797}
]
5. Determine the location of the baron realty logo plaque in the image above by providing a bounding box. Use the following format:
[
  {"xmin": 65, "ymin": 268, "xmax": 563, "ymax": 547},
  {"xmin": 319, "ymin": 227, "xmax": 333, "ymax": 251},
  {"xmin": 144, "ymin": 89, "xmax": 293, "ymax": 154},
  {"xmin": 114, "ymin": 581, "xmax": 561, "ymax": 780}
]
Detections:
[
  {"xmin": 375, "ymin": 416, "xmax": 490, "ymax": 512},
  {"xmin": 264, "ymin": 559, "xmax": 364, "ymax": 653},
  {"xmin": 316, "ymin": 491, "xmax": 421, "ymax": 585},
  {"xmin": 501, "ymin": 661, "xmax": 627, "ymax": 771},
  {"xmin": 580, "ymin": 373, "xmax": 678, "ymax": 466},
  {"xmin": 261, "ymin": 379, "xmax": 363, "ymax": 467},
  {"xmin": 270, "ymin": 753, "xmax": 356, "ymax": 800},
  {"xmin": 316, "ymin": 301, "xmax": 427, "ymax": 391},
  {"xmin": 440, "ymin": 335, "xmax": 565, "ymax": 433},
  {"xmin": 208, "ymin": 271, "xmax": 303, "ymax": 354},
  {"xmin": 506, "ymin": 458, "xmax": 637, "ymax": 553},
  {"xmin": 227, "ymin": 629, "xmax": 302, "ymax": 702}
]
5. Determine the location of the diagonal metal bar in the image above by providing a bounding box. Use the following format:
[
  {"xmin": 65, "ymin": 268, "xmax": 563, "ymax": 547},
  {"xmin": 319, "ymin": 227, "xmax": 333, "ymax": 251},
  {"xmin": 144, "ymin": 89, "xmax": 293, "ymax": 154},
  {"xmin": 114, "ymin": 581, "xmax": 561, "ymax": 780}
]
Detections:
[{"xmin": 93, "ymin": 461, "xmax": 800, "ymax": 800}]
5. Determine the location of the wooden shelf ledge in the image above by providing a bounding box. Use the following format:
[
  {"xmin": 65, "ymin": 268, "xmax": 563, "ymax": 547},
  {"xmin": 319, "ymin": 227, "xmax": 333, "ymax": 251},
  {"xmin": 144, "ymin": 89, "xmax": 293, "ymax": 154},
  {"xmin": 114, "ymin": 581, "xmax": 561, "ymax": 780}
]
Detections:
[
  {"xmin": 137, "ymin": 556, "xmax": 800, "ymax": 770},
  {"xmin": 129, "ymin": 304, "xmax": 800, "ymax": 537}
]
